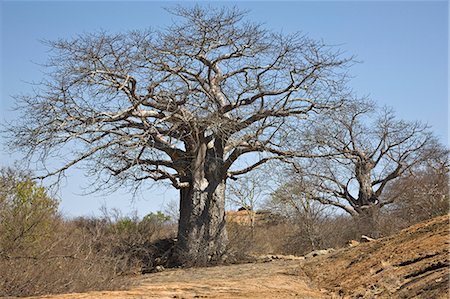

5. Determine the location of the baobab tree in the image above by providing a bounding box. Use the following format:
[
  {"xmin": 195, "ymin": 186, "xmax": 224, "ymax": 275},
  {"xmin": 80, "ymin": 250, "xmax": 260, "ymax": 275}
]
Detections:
[
  {"xmin": 5, "ymin": 6, "xmax": 351, "ymax": 265},
  {"xmin": 285, "ymin": 99, "xmax": 441, "ymax": 235}
]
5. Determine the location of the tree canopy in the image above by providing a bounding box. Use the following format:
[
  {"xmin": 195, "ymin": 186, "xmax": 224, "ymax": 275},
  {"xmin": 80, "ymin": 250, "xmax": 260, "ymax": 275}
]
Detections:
[
  {"xmin": 284, "ymin": 99, "xmax": 444, "ymax": 217},
  {"xmin": 7, "ymin": 6, "xmax": 351, "ymax": 191},
  {"xmin": 5, "ymin": 6, "xmax": 356, "ymax": 265}
]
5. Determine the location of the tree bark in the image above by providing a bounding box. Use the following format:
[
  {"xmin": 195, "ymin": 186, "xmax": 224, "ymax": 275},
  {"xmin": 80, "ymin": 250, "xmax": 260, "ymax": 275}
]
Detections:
[
  {"xmin": 173, "ymin": 180, "xmax": 228, "ymax": 266},
  {"xmin": 171, "ymin": 140, "xmax": 228, "ymax": 266},
  {"xmin": 355, "ymin": 205, "xmax": 381, "ymax": 238},
  {"xmin": 355, "ymin": 158, "xmax": 376, "ymax": 206},
  {"xmin": 353, "ymin": 158, "xmax": 382, "ymax": 237}
]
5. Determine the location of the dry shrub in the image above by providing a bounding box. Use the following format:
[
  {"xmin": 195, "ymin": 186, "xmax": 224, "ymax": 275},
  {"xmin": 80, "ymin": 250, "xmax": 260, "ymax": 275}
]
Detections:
[
  {"xmin": 227, "ymin": 205, "xmax": 449, "ymax": 261},
  {"xmin": 227, "ymin": 219, "xmax": 301, "ymax": 260},
  {"xmin": 0, "ymin": 218, "xmax": 127, "ymax": 297},
  {"xmin": 0, "ymin": 210, "xmax": 176, "ymax": 297},
  {"xmin": 264, "ymin": 215, "xmax": 364, "ymax": 256},
  {"xmin": 0, "ymin": 168, "xmax": 176, "ymax": 297},
  {"xmin": 226, "ymin": 217, "xmax": 349, "ymax": 258},
  {"xmin": 72, "ymin": 210, "xmax": 176, "ymax": 274},
  {"xmin": 382, "ymin": 166, "xmax": 449, "ymax": 229}
]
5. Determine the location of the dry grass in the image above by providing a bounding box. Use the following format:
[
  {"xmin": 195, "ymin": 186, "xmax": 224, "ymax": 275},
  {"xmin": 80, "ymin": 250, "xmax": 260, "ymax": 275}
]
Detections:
[
  {"xmin": 1, "ymin": 166, "xmax": 447, "ymax": 297},
  {"xmin": 0, "ymin": 212, "xmax": 176, "ymax": 297}
]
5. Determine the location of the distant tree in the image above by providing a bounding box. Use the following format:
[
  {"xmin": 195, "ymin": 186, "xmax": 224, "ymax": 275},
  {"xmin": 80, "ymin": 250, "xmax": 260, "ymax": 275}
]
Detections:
[
  {"xmin": 142, "ymin": 211, "xmax": 171, "ymax": 225},
  {"xmin": 286, "ymin": 99, "xmax": 443, "ymax": 234},
  {"xmin": 5, "ymin": 6, "xmax": 351, "ymax": 265},
  {"xmin": 228, "ymin": 171, "xmax": 268, "ymax": 210},
  {"xmin": 227, "ymin": 171, "xmax": 267, "ymax": 230},
  {"xmin": 269, "ymin": 179, "xmax": 330, "ymax": 250},
  {"xmin": 384, "ymin": 162, "xmax": 449, "ymax": 225},
  {"xmin": 163, "ymin": 199, "xmax": 180, "ymax": 224}
]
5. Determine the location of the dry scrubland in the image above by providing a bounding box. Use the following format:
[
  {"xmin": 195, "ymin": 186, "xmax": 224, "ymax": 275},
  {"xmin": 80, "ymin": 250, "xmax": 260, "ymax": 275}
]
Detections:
[
  {"xmin": 1, "ymin": 167, "xmax": 448, "ymax": 298},
  {"xmin": 2, "ymin": 6, "xmax": 448, "ymax": 298},
  {"xmin": 19, "ymin": 214, "xmax": 450, "ymax": 299},
  {"xmin": 2, "ymin": 205, "xmax": 449, "ymax": 298}
]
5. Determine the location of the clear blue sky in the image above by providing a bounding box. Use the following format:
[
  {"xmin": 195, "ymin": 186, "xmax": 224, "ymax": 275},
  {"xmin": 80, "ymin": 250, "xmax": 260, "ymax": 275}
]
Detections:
[{"xmin": 1, "ymin": 1, "xmax": 448, "ymax": 218}]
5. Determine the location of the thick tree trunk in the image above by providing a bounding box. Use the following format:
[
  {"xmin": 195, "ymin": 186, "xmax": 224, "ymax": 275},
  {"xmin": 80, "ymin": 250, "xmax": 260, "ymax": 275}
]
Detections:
[
  {"xmin": 171, "ymin": 139, "xmax": 228, "ymax": 266},
  {"xmin": 354, "ymin": 158, "xmax": 381, "ymax": 237},
  {"xmin": 173, "ymin": 180, "xmax": 228, "ymax": 266},
  {"xmin": 355, "ymin": 205, "xmax": 381, "ymax": 238}
]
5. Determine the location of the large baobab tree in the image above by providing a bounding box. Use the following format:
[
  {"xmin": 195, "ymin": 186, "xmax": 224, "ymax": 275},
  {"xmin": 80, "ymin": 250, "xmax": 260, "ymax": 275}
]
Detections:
[
  {"xmin": 5, "ymin": 6, "xmax": 351, "ymax": 265},
  {"xmin": 286, "ymin": 99, "xmax": 441, "ymax": 234}
]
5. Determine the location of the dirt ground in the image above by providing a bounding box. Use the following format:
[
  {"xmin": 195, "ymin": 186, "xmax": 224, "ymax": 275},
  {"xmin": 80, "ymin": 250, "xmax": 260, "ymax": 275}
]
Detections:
[
  {"xmin": 32, "ymin": 259, "xmax": 329, "ymax": 299},
  {"xmin": 302, "ymin": 214, "xmax": 450, "ymax": 298},
  {"xmin": 28, "ymin": 215, "xmax": 449, "ymax": 299}
]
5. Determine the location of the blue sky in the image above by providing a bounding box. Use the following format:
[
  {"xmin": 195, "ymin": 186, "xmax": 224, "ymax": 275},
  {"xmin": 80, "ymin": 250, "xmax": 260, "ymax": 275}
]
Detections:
[{"xmin": 0, "ymin": 1, "xmax": 448, "ymax": 217}]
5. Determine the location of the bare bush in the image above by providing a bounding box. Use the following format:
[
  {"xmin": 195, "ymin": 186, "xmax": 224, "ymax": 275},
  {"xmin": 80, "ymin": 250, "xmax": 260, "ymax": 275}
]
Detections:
[
  {"xmin": 73, "ymin": 209, "xmax": 176, "ymax": 274},
  {"xmin": 0, "ymin": 219, "xmax": 128, "ymax": 297},
  {"xmin": 1, "ymin": 211, "xmax": 176, "ymax": 297},
  {"xmin": 226, "ymin": 220, "xmax": 296, "ymax": 259},
  {"xmin": 0, "ymin": 168, "xmax": 176, "ymax": 297},
  {"xmin": 380, "ymin": 164, "xmax": 449, "ymax": 232}
]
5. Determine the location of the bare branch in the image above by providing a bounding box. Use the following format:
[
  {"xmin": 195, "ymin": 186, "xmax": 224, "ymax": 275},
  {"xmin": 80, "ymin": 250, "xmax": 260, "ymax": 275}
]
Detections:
[
  {"xmin": 285, "ymin": 98, "xmax": 440, "ymax": 216},
  {"xmin": 5, "ymin": 5, "xmax": 352, "ymax": 196}
]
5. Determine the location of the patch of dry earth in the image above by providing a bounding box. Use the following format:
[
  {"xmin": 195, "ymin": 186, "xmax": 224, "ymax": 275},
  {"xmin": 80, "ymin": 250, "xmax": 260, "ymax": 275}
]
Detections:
[
  {"xmin": 27, "ymin": 214, "xmax": 450, "ymax": 299},
  {"xmin": 302, "ymin": 214, "xmax": 450, "ymax": 298},
  {"xmin": 32, "ymin": 260, "xmax": 329, "ymax": 299}
]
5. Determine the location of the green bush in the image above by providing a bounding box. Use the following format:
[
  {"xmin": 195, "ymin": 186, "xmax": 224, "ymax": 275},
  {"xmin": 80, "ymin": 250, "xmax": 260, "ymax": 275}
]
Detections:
[
  {"xmin": 142, "ymin": 211, "xmax": 171, "ymax": 226},
  {"xmin": 0, "ymin": 170, "xmax": 59, "ymax": 256},
  {"xmin": 0, "ymin": 169, "xmax": 177, "ymax": 297}
]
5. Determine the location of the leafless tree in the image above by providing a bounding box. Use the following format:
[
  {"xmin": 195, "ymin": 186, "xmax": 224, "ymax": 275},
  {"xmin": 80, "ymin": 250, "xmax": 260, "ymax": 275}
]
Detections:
[
  {"xmin": 287, "ymin": 99, "xmax": 442, "ymax": 234},
  {"xmin": 163, "ymin": 199, "xmax": 180, "ymax": 225},
  {"xmin": 5, "ymin": 6, "xmax": 351, "ymax": 265},
  {"xmin": 383, "ymin": 157, "xmax": 449, "ymax": 225},
  {"xmin": 269, "ymin": 178, "xmax": 331, "ymax": 250},
  {"xmin": 227, "ymin": 170, "xmax": 267, "ymax": 210},
  {"xmin": 227, "ymin": 170, "xmax": 268, "ymax": 231}
]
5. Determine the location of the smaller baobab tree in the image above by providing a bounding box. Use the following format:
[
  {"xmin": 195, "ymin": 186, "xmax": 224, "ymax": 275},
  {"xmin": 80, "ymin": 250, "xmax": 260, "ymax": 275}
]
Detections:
[
  {"xmin": 286, "ymin": 99, "xmax": 442, "ymax": 236},
  {"xmin": 4, "ymin": 6, "xmax": 352, "ymax": 265}
]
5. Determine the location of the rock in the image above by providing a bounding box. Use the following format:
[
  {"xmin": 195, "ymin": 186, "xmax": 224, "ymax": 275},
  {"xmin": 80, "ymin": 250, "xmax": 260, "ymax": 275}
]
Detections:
[
  {"xmin": 255, "ymin": 254, "xmax": 305, "ymax": 262},
  {"xmin": 305, "ymin": 248, "xmax": 334, "ymax": 259},
  {"xmin": 282, "ymin": 254, "xmax": 305, "ymax": 260},
  {"xmin": 155, "ymin": 265, "xmax": 165, "ymax": 272},
  {"xmin": 347, "ymin": 240, "xmax": 360, "ymax": 247},
  {"xmin": 360, "ymin": 235, "xmax": 376, "ymax": 242}
]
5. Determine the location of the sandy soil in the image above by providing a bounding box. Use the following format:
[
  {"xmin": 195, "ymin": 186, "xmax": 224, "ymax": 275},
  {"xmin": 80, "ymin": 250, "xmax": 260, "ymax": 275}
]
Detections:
[
  {"xmin": 302, "ymin": 214, "xmax": 450, "ymax": 298},
  {"xmin": 33, "ymin": 260, "xmax": 329, "ymax": 299},
  {"xmin": 27, "ymin": 214, "xmax": 449, "ymax": 299}
]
